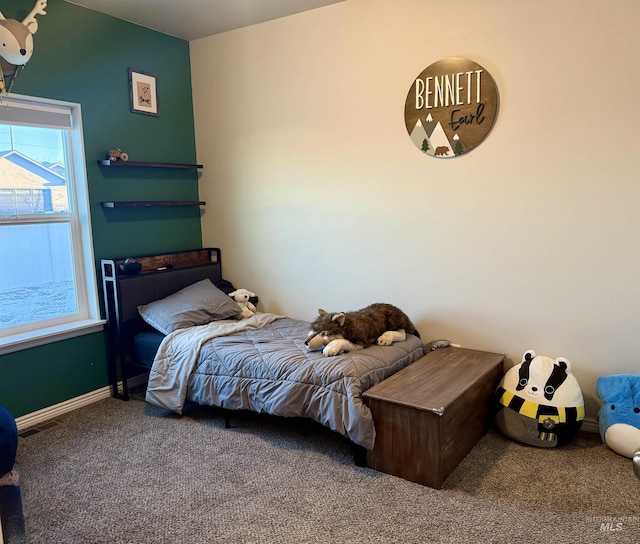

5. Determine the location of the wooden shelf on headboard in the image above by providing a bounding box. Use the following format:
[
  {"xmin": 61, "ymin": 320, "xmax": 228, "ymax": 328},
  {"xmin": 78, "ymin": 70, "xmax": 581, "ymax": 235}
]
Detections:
[{"xmin": 102, "ymin": 248, "xmax": 219, "ymax": 277}]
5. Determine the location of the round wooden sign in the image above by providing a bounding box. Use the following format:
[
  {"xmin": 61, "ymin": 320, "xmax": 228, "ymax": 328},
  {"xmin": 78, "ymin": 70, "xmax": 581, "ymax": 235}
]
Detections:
[{"xmin": 405, "ymin": 57, "xmax": 499, "ymax": 158}]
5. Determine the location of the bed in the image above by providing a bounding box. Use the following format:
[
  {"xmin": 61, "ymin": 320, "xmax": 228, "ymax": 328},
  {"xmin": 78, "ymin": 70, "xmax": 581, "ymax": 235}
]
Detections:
[{"xmin": 101, "ymin": 248, "xmax": 427, "ymax": 450}]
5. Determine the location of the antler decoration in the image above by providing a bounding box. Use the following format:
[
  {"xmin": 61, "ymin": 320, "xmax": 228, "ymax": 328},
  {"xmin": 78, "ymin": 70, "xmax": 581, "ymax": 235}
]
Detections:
[
  {"xmin": 21, "ymin": 0, "xmax": 48, "ymax": 34},
  {"xmin": 0, "ymin": 0, "xmax": 47, "ymax": 95}
]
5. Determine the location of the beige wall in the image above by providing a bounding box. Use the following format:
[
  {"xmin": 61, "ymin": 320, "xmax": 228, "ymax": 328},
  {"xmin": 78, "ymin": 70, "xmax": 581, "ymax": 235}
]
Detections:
[{"xmin": 190, "ymin": 0, "xmax": 639, "ymax": 421}]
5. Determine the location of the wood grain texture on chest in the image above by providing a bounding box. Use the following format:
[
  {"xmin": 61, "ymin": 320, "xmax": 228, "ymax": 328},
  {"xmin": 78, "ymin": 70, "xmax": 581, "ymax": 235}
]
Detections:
[{"xmin": 364, "ymin": 347, "xmax": 504, "ymax": 489}]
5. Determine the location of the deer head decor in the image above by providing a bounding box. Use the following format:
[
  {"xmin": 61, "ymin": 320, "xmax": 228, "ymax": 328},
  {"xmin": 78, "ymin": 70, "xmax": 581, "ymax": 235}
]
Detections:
[{"xmin": 0, "ymin": 0, "xmax": 47, "ymax": 94}]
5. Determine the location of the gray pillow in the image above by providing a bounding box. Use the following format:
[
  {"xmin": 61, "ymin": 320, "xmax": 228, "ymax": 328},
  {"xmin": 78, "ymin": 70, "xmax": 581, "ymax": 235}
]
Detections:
[{"xmin": 138, "ymin": 279, "xmax": 241, "ymax": 335}]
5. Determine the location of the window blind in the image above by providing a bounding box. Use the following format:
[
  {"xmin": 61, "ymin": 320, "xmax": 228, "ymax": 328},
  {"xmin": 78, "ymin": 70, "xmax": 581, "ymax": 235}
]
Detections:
[{"xmin": 0, "ymin": 96, "xmax": 72, "ymax": 129}]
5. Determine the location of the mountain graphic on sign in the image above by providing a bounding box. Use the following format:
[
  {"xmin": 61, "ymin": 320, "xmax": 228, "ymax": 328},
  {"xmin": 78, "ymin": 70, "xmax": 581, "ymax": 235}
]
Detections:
[
  {"xmin": 429, "ymin": 122, "xmax": 453, "ymax": 157},
  {"xmin": 423, "ymin": 113, "xmax": 436, "ymax": 138},
  {"xmin": 410, "ymin": 118, "xmax": 429, "ymax": 152}
]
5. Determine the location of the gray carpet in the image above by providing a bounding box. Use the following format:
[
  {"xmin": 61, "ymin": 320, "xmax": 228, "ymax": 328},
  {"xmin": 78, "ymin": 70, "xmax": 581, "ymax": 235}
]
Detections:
[{"xmin": 11, "ymin": 392, "xmax": 640, "ymax": 544}]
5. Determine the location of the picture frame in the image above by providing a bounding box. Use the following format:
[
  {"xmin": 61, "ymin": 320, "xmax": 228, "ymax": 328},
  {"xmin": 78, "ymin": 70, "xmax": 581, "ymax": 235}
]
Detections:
[{"xmin": 129, "ymin": 68, "xmax": 159, "ymax": 117}]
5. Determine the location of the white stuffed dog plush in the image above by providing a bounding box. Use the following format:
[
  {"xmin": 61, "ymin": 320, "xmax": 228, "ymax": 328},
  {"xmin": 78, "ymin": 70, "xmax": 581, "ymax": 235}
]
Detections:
[{"xmin": 229, "ymin": 288, "xmax": 257, "ymax": 319}]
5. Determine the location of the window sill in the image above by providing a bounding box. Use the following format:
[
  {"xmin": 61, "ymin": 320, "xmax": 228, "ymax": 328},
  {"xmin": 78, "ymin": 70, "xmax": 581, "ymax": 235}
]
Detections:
[{"xmin": 0, "ymin": 319, "xmax": 106, "ymax": 356}]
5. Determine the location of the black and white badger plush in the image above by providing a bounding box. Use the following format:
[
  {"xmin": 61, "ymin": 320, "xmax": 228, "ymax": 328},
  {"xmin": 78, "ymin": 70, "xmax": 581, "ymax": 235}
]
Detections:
[{"xmin": 494, "ymin": 350, "xmax": 584, "ymax": 448}]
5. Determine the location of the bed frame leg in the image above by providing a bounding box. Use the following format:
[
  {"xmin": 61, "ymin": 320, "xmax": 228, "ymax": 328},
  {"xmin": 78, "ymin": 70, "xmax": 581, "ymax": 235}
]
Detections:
[
  {"xmin": 353, "ymin": 445, "xmax": 367, "ymax": 467},
  {"xmin": 221, "ymin": 408, "xmax": 231, "ymax": 428}
]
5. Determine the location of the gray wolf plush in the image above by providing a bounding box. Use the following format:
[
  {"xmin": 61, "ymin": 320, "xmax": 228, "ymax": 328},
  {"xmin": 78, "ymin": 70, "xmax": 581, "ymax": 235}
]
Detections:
[{"xmin": 304, "ymin": 303, "xmax": 420, "ymax": 357}]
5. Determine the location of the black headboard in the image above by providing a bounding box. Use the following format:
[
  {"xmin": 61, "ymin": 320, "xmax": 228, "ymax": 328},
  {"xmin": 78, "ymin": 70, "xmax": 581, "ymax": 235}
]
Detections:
[{"xmin": 101, "ymin": 248, "xmax": 223, "ymax": 399}]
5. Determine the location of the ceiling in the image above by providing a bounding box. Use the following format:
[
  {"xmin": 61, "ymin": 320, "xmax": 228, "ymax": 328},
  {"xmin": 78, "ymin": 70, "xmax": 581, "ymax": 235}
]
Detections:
[{"xmin": 66, "ymin": 0, "xmax": 346, "ymax": 41}]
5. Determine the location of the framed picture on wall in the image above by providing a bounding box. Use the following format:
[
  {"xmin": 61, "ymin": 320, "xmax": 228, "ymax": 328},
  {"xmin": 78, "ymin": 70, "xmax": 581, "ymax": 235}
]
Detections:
[{"xmin": 129, "ymin": 69, "xmax": 159, "ymax": 117}]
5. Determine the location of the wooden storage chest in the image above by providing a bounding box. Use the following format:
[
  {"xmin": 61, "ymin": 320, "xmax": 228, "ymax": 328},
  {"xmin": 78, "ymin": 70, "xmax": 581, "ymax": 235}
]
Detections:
[{"xmin": 363, "ymin": 347, "xmax": 504, "ymax": 489}]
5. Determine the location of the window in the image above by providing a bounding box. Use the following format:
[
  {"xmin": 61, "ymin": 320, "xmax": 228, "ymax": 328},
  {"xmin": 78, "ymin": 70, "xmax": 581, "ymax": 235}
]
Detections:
[{"xmin": 0, "ymin": 94, "xmax": 103, "ymax": 355}]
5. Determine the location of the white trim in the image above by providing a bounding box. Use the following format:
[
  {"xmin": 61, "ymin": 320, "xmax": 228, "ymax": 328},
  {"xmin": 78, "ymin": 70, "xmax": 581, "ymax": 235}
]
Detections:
[
  {"xmin": 582, "ymin": 417, "xmax": 599, "ymax": 434},
  {"xmin": 13, "ymin": 377, "xmax": 601, "ymax": 436},
  {"xmin": 15, "ymin": 374, "xmax": 147, "ymax": 432},
  {"xmin": 0, "ymin": 319, "xmax": 105, "ymax": 356}
]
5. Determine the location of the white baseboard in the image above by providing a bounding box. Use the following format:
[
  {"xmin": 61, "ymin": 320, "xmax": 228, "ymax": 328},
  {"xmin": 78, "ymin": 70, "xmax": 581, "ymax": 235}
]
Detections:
[
  {"xmin": 14, "ymin": 377, "xmax": 601, "ymax": 436},
  {"xmin": 582, "ymin": 417, "xmax": 599, "ymax": 434},
  {"xmin": 15, "ymin": 375, "xmax": 148, "ymax": 432}
]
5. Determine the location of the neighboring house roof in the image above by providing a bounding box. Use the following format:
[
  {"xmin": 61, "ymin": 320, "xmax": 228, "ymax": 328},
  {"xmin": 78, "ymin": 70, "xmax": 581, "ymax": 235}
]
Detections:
[
  {"xmin": 0, "ymin": 150, "xmax": 66, "ymax": 186},
  {"xmin": 43, "ymin": 162, "xmax": 66, "ymax": 176}
]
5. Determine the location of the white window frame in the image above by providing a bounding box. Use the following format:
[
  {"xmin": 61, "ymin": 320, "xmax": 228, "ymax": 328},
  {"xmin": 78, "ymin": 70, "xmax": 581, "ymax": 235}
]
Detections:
[{"xmin": 0, "ymin": 93, "xmax": 104, "ymax": 355}]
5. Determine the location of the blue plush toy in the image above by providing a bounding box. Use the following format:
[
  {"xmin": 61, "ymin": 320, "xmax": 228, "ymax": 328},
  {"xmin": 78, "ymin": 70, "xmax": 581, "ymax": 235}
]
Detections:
[
  {"xmin": 0, "ymin": 406, "xmax": 24, "ymax": 541},
  {"xmin": 0, "ymin": 404, "xmax": 18, "ymax": 477},
  {"xmin": 596, "ymin": 374, "xmax": 640, "ymax": 459}
]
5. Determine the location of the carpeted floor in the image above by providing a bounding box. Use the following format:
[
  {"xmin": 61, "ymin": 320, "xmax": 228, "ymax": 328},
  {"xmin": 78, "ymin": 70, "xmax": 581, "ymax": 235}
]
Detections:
[{"xmin": 8, "ymin": 392, "xmax": 640, "ymax": 544}]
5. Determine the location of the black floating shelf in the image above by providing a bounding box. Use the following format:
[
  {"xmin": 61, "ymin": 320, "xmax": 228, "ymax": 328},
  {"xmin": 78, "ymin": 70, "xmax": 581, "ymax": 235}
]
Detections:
[
  {"xmin": 97, "ymin": 160, "xmax": 203, "ymax": 169},
  {"xmin": 101, "ymin": 201, "xmax": 206, "ymax": 208}
]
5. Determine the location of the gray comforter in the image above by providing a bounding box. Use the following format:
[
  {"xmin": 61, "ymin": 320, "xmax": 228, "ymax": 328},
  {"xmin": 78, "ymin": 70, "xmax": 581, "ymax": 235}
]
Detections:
[{"xmin": 146, "ymin": 313, "xmax": 426, "ymax": 449}]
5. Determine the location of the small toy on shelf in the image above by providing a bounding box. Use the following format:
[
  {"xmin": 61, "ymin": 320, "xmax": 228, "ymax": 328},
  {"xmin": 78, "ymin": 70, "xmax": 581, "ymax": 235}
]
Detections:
[
  {"xmin": 107, "ymin": 148, "xmax": 129, "ymax": 162},
  {"xmin": 228, "ymin": 288, "xmax": 257, "ymax": 320},
  {"xmin": 494, "ymin": 349, "xmax": 585, "ymax": 448}
]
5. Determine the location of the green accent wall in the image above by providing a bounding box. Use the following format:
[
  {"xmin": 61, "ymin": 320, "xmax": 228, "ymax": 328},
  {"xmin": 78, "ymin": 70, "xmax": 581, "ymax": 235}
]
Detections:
[{"xmin": 0, "ymin": 0, "xmax": 203, "ymax": 417}]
